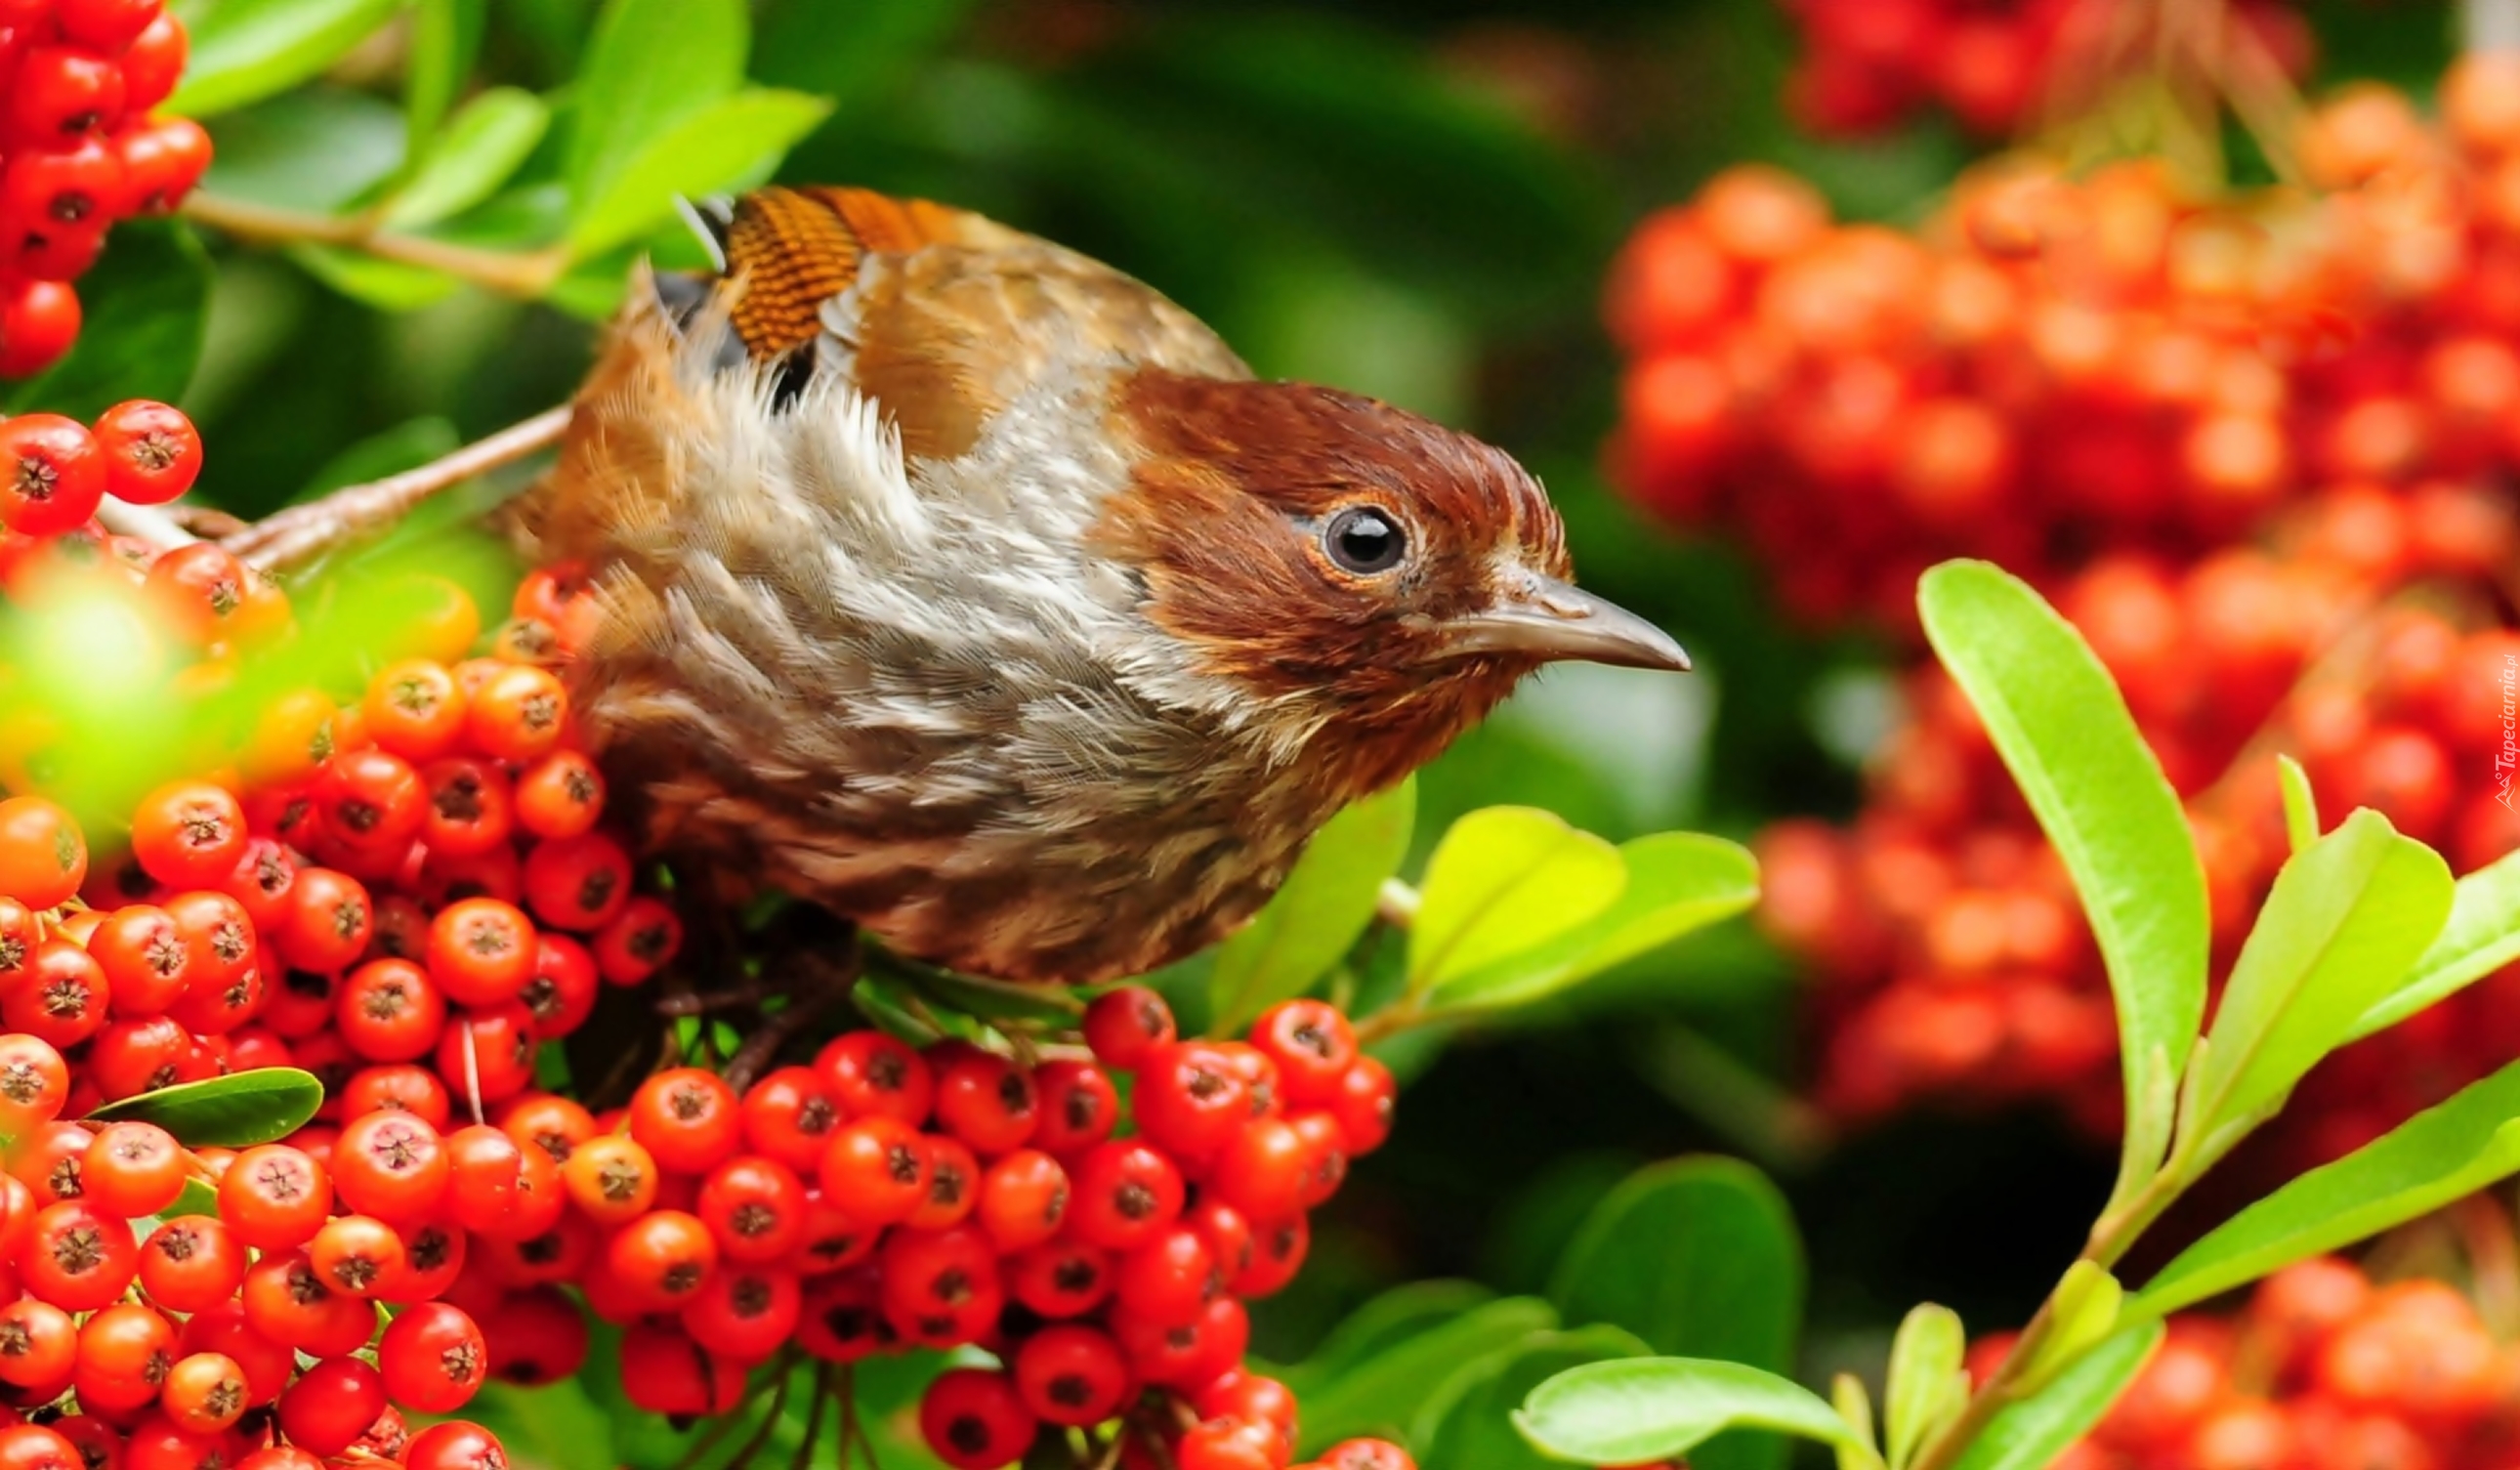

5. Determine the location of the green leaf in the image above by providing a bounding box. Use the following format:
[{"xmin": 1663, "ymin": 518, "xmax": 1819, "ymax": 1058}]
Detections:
[
  {"xmin": 2137, "ymin": 1058, "xmax": 2520, "ymax": 1318},
  {"xmin": 1295, "ymin": 1297, "xmax": 1562, "ymax": 1453},
  {"xmin": 1918, "ymin": 561, "xmax": 2208, "ymax": 1204},
  {"xmin": 1515, "ymin": 1359, "xmax": 1867, "ymax": 1467},
  {"xmin": 1408, "ymin": 807, "xmax": 1624, "ymax": 995},
  {"xmin": 2015, "ymin": 1263, "xmax": 2122, "ymax": 1394},
  {"xmin": 1885, "ymin": 1306, "xmax": 1967, "ymax": 1470},
  {"xmin": 5, "ymin": 223, "xmax": 212, "ymax": 420},
  {"xmin": 404, "ymin": 0, "xmax": 485, "ymax": 151},
  {"xmin": 1833, "ymin": 1375, "xmax": 1879, "ymax": 1470},
  {"xmin": 168, "ymin": 0, "xmax": 409, "ymax": 117},
  {"xmin": 1548, "ymin": 1158, "xmax": 1802, "ymax": 1470},
  {"xmin": 1211, "ymin": 779, "xmax": 1414, "ymax": 1034},
  {"xmin": 2184, "ymin": 809, "xmax": 2454, "ymax": 1158},
  {"xmin": 1550, "ymin": 1157, "xmax": 1801, "ymax": 1369},
  {"xmin": 566, "ymin": 88, "xmax": 831, "ymax": 257},
  {"xmin": 1424, "ymin": 831, "xmax": 1758, "ymax": 1010},
  {"xmin": 1276, "ymin": 1280, "xmax": 1500, "ymax": 1397},
  {"xmin": 198, "ymin": 88, "xmax": 409, "ymax": 211},
  {"xmin": 1416, "ymin": 1326, "xmax": 1652, "ymax": 1470},
  {"xmin": 386, "ymin": 88, "xmax": 553, "ymax": 230},
  {"xmin": 566, "ymin": 0, "xmax": 746, "ymax": 218},
  {"xmin": 88, "ymin": 1069, "xmax": 324, "ymax": 1147},
  {"xmin": 1947, "ymin": 1323, "xmax": 2163, "ymax": 1470},
  {"xmin": 2279, "ymin": 755, "xmax": 2320, "ymax": 853},
  {"xmin": 2352, "ymin": 845, "xmax": 2520, "ymax": 1041}
]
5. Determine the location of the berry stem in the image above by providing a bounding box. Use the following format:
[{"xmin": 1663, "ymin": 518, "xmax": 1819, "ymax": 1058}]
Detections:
[
  {"xmin": 219, "ymin": 406, "xmax": 572, "ymax": 572},
  {"xmin": 178, "ymin": 191, "xmax": 569, "ymax": 298}
]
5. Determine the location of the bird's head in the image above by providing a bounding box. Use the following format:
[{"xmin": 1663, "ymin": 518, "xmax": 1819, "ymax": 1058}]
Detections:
[{"xmin": 1098, "ymin": 370, "xmax": 1688, "ymax": 798}]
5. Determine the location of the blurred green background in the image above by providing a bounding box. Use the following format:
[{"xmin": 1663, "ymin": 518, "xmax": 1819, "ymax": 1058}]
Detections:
[{"xmin": 157, "ymin": 0, "xmax": 2464, "ymax": 1405}]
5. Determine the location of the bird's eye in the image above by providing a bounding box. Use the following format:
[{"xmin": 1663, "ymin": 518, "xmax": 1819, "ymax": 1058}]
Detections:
[{"xmin": 1324, "ymin": 506, "xmax": 1407, "ymax": 575}]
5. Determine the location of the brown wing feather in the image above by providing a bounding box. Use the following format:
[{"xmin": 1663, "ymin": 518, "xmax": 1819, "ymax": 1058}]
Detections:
[{"xmin": 719, "ymin": 187, "xmax": 993, "ymax": 360}]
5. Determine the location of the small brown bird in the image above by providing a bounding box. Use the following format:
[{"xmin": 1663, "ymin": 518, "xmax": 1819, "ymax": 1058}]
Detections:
[{"xmin": 506, "ymin": 186, "xmax": 1687, "ymax": 984}]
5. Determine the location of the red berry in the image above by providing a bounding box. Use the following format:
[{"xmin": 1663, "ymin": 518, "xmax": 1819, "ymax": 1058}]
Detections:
[
  {"xmin": 376, "ymin": 1301, "xmax": 486, "ymax": 1414},
  {"xmin": 1014, "ymin": 1323, "xmax": 1133, "ymax": 1427},
  {"xmin": 402, "ymin": 1421, "xmax": 508, "ymax": 1470},
  {"xmin": 0, "ymin": 279, "xmax": 79, "ymax": 378},
  {"xmin": 0, "ymin": 415, "xmax": 104, "ymax": 537},
  {"xmin": 1083, "ymin": 985, "xmax": 1175, "ymax": 1069},
  {"xmin": 94, "ymin": 400, "xmax": 201, "ymax": 505},
  {"xmin": 919, "ymin": 1368, "xmax": 1036, "ymax": 1470}
]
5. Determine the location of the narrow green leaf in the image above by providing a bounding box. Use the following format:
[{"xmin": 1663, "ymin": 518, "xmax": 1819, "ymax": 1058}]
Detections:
[
  {"xmin": 167, "ymin": 0, "xmax": 409, "ymax": 117},
  {"xmin": 2353, "ymin": 845, "xmax": 2520, "ymax": 1041},
  {"xmin": 1833, "ymin": 1375, "xmax": 1880, "ymax": 1470},
  {"xmin": 566, "ymin": 88, "xmax": 832, "ymax": 257},
  {"xmin": 1918, "ymin": 561, "xmax": 2208, "ymax": 1203},
  {"xmin": 385, "ymin": 89, "xmax": 552, "ymax": 230},
  {"xmin": 2138, "ymin": 1059, "xmax": 2520, "ymax": 1317},
  {"xmin": 1211, "ymin": 779, "xmax": 1414, "ymax": 1034},
  {"xmin": 2015, "ymin": 1263, "xmax": 2122, "ymax": 1394},
  {"xmin": 404, "ymin": 0, "xmax": 485, "ymax": 151},
  {"xmin": 1885, "ymin": 1306, "xmax": 1966, "ymax": 1470},
  {"xmin": 1424, "ymin": 832, "xmax": 1759, "ymax": 1011},
  {"xmin": 1296, "ymin": 1297, "xmax": 1561, "ymax": 1452},
  {"xmin": 2186, "ymin": 810, "xmax": 2453, "ymax": 1152},
  {"xmin": 566, "ymin": 0, "xmax": 746, "ymax": 212},
  {"xmin": 1947, "ymin": 1323, "xmax": 2163, "ymax": 1470},
  {"xmin": 1515, "ymin": 1359, "xmax": 1864, "ymax": 1466},
  {"xmin": 1548, "ymin": 1158, "xmax": 1803, "ymax": 1470},
  {"xmin": 1408, "ymin": 808, "xmax": 1624, "ymax": 995},
  {"xmin": 5, "ymin": 223, "xmax": 212, "ymax": 419},
  {"xmin": 2278, "ymin": 756, "xmax": 2320, "ymax": 854},
  {"xmin": 1413, "ymin": 1325, "xmax": 1651, "ymax": 1470},
  {"xmin": 88, "ymin": 1068, "xmax": 324, "ymax": 1147}
]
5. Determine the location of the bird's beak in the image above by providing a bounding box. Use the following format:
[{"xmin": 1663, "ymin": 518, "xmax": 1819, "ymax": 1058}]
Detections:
[{"xmin": 1437, "ymin": 573, "xmax": 1691, "ymax": 672}]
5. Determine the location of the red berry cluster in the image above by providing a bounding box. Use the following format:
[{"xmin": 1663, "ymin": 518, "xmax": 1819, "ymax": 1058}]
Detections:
[
  {"xmin": 0, "ymin": 1023, "xmax": 510, "ymax": 1470},
  {"xmin": 1987, "ymin": 1257, "xmax": 2520, "ymax": 1470},
  {"xmin": 0, "ymin": 562, "xmax": 690, "ymax": 1470},
  {"xmin": 1756, "ymin": 535, "xmax": 2520, "ymax": 1161},
  {"xmin": 1777, "ymin": 0, "xmax": 2311, "ymax": 140},
  {"xmin": 0, "ymin": 0, "xmax": 209, "ymax": 378},
  {"xmin": 861, "ymin": 988, "xmax": 1401, "ymax": 1469},
  {"xmin": 1606, "ymin": 61, "xmax": 2520, "ymax": 633}
]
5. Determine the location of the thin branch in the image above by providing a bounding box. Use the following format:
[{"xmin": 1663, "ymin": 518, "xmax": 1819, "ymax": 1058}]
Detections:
[
  {"xmin": 221, "ymin": 405, "xmax": 572, "ymax": 572},
  {"xmin": 181, "ymin": 191, "xmax": 569, "ymax": 298}
]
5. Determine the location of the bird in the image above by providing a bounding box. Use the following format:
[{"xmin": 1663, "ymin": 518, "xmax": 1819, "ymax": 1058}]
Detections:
[{"xmin": 502, "ymin": 185, "xmax": 1689, "ymax": 985}]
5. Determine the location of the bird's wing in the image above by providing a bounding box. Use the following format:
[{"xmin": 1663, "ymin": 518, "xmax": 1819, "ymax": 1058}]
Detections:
[{"xmin": 673, "ymin": 186, "xmax": 1248, "ymax": 462}]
